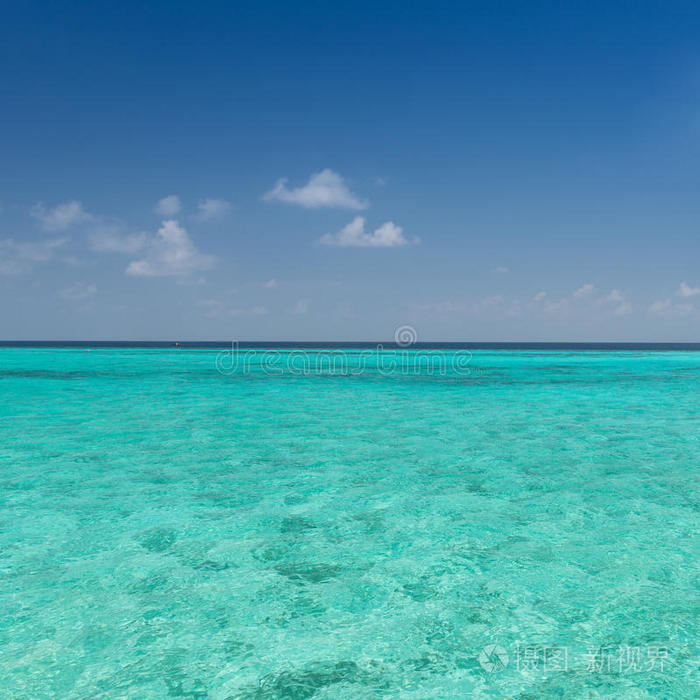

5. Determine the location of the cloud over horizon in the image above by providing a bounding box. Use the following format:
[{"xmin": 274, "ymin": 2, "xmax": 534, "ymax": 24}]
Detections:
[
  {"xmin": 263, "ymin": 169, "xmax": 367, "ymax": 209},
  {"xmin": 60, "ymin": 281, "xmax": 97, "ymax": 300},
  {"xmin": 31, "ymin": 201, "xmax": 91, "ymax": 231},
  {"xmin": 88, "ymin": 223, "xmax": 147, "ymax": 254},
  {"xmin": 320, "ymin": 216, "xmax": 410, "ymax": 247},
  {"xmin": 679, "ymin": 281, "xmax": 700, "ymax": 298},
  {"xmin": 196, "ymin": 198, "xmax": 231, "ymax": 221},
  {"xmin": 0, "ymin": 236, "xmax": 67, "ymax": 274},
  {"xmin": 154, "ymin": 195, "xmax": 181, "ymax": 217},
  {"xmin": 649, "ymin": 281, "xmax": 700, "ymax": 317},
  {"xmin": 573, "ymin": 283, "xmax": 595, "ymax": 299},
  {"xmin": 126, "ymin": 220, "xmax": 214, "ymax": 277}
]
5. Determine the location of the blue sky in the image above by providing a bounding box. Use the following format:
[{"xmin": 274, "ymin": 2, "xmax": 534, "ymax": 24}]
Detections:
[{"xmin": 3, "ymin": 0, "xmax": 700, "ymax": 340}]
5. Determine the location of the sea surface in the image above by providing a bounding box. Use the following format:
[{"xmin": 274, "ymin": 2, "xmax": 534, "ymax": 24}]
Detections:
[{"xmin": 1, "ymin": 345, "xmax": 698, "ymax": 698}]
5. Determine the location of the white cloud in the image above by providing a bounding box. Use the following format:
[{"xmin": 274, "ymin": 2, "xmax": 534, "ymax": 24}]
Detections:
[
  {"xmin": 60, "ymin": 282, "xmax": 97, "ymax": 300},
  {"xmin": 573, "ymin": 283, "xmax": 595, "ymax": 298},
  {"xmin": 196, "ymin": 198, "xmax": 231, "ymax": 221},
  {"xmin": 200, "ymin": 299, "xmax": 224, "ymax": 319},
  {"xmin": 417, "ymin": 287, "xmax": 635, "ymax": 319},
  {"xmin": 544, "ymin": 298, "xmax": 570, "ymax": 313},
  {"xmin": 89, "ymin": 223, "xmax": 146, "ymax": 254},
  {"xmin": 494, "ymin": 266, "xmax": 509, "ymax": 274},
  {"xmin": 649, "ymin": 300, "xmax": 669, "ymax": 315},
  {"xmin": 648, "ymin": 282, "xmax": 699, "ymax": 317},
  {"xmin": 546, "ymin": 285, "xmax": 629, "ymax": 315},
  {"xmin": 126, "ymin": 220, "xmax": 214, "ymax": 277},
  {"xmin": 604, "ymin": 289, "xmax": 631, "ymax": 316},
  {"xmin": 263, "ymin": 278, "xmax": 277, "ymax": 289},
  {"xmin": 60, "ymin": 255, "xmax": 87, "ymax": 267},
  {"xmin": 31, "ymin": 201, "xmax": 91, "ymax": 231},
  {"xmin": 417, "ymin": 296, "xmax": 507, "ymax": 316},
  {"xmin": 649, "ymin": 299, "xmax": 693, "ymax": 317},
  {"xmin": 0, "ymin": 236, "xmax": 67, "ymax": 274},
  {"xmin": 292, "ymin": 298, "xmax": 310, "ymax": 315},
  {"xmin": 154, "ymin": 195, "xmax": 181, "ymax": 216},
  {"xmin": 263, "ymin": 169, "xmax": 367, "ymax": 209},
  {"xmin": 230, "ymin": 306, "xmax": 267, "ymax": 317},
  {"xmin": 506, "ymin": 301, "xmax": 524, "ymax": 317},
  {"xmin": 417, "ymin": 300, "xmax": 468, "ymax": 315},
  {"xmin": 678, "ymin": 281, "xmax": 700, "ymax": 298},
  {"xmin": 201, "ymin": 299, "xmax": 268, "ymax": 319},
  {"xmin": 320, "ymin": 216, "xmax": 410, "ymax": 248}
]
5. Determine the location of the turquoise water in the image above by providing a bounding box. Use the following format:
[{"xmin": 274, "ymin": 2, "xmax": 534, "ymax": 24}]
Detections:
[{"xmin": 1, "ymin": 348, "xmax": 698, "ymax": 698}]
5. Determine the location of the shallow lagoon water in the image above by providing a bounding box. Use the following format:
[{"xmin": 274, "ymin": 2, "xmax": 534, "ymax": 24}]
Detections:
[{"xmin": 1, "ymin": 348, "xmax": 698, "ymax": 698}]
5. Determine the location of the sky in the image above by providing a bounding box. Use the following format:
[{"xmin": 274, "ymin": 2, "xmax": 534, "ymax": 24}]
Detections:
[{"xmin": 3, "ymin": 0, "xmax": 700, "ymax": 341}]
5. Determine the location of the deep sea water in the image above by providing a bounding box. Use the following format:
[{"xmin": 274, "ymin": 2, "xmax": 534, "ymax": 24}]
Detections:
[{"xmin": 0, "ymin": 348, "xmax": 698, "ymax": 698}]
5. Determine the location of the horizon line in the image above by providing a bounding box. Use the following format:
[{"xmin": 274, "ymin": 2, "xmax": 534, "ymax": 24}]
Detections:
[{"xmin": 2, "ymin": 340, "xmax": 700, "ymax": 347}]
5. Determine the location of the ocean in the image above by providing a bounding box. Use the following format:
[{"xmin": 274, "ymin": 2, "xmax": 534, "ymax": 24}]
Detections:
[{"xmin": 1, "ymin": 345, "xmax": 698, "ymax": 697}]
